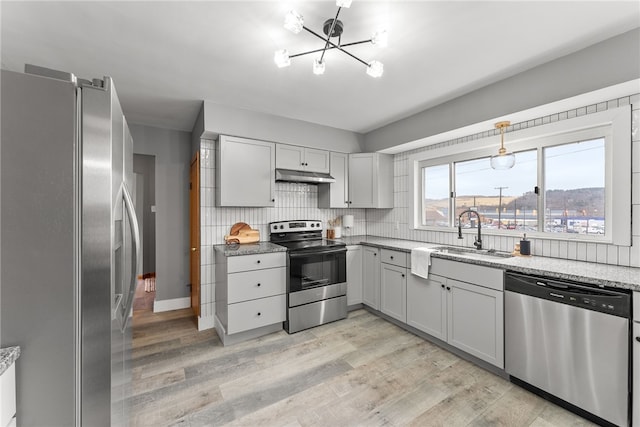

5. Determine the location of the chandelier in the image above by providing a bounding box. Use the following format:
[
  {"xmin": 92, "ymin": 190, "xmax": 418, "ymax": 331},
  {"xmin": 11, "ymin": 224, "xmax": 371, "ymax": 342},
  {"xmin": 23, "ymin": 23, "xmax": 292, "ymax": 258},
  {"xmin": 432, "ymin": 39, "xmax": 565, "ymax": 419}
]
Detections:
[{"xmin": 273, "ymin": 0, "xmax": 388, "ymax": 77}]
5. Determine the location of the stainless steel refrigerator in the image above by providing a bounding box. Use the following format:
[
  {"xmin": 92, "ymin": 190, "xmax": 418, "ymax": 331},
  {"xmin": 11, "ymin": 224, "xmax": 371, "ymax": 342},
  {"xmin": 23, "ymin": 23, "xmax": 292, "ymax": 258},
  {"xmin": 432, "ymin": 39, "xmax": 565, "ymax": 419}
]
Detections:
[{"xmin": 1, "ymin": 65, "xmax": 140, "ymax": 426}]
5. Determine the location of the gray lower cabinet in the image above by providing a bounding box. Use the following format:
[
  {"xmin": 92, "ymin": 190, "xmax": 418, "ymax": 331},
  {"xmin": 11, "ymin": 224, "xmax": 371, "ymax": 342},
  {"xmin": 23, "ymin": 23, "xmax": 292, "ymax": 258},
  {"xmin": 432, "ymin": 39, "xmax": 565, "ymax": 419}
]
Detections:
[
  {"xmin": 362, "ymin": 246, "xmax": 380, "ymax": 309},
  {"xmin": 346, "ymin": 245, "xmax": 363, "ymax": 306},
  {"xmin": 380, "ymin": 263, "xmax": 407, "ymax": 322},
  {"xmin": 380, "ymin": 249, "xmax": 408, "ymax": 322},
  {"xmin": 215, "ymin": 252, "xmax": 286, "ymax": 345},
  {"xmin": 446, "ymin": 278, "xmax": 504, "ymax": 368},
  {"xmin": 408, "ymin": 258, "xmax": 504, "ymax": 368},
  {"xmin": 407, "ymin": 274, "xmax": 446, "ymax": 341},
  {"xmin": 633, "ymin": 292, "xmax": 639, "ymax": 427}
]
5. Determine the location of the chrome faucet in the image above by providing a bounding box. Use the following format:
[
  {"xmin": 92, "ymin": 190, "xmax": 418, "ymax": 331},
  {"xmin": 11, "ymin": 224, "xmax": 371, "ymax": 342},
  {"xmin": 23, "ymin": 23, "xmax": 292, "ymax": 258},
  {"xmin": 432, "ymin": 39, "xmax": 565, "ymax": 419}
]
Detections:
[{"xmin": 458, "ymin": 209, "xmax": 482, "ymax": 250}]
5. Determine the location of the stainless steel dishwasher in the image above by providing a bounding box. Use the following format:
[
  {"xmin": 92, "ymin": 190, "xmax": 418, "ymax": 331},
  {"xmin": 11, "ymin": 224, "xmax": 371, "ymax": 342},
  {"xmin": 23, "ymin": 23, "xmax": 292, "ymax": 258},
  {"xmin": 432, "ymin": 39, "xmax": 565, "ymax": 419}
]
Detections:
[{"xmin": 505, "ymin": 271, "xmax": 631, "ymax": 427}]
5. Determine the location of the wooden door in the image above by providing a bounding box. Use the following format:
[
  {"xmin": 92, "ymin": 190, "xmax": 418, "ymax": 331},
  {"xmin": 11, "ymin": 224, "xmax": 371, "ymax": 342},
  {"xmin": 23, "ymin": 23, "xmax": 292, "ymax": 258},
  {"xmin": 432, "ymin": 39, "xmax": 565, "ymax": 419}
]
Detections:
[{"xmin": 190, "ymin": 152, "xmax": 200, "ymax": 316}]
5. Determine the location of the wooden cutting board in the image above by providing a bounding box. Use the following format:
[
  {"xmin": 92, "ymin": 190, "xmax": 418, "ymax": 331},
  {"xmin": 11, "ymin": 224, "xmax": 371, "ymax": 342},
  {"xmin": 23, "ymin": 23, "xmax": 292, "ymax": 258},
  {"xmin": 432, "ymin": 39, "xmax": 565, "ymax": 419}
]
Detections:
[{"xmin": 225, "ymin": 222, "xmax": 260, "ymax": 244}]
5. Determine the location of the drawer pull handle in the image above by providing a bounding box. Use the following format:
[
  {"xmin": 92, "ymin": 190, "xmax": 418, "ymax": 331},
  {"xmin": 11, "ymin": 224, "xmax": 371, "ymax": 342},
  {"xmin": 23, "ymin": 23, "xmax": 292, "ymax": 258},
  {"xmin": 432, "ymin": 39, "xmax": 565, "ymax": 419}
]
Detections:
[
  {"xmin": 257, "ymin": 283, "xmax": 261, "ymax": 287},
  {"xmin": 446, "ymin": 286, "xmax": 451, "ymax": 291},
  {"xmin": 257, "ymin": 260, "xmax": 261, "ymax": 264},
  {"xmin": 401, "ymin": 274, "xmax": 405, "ymax": 278},
  {"xmin": 257, "ymin": 312, "xmax": 261, "ymax": 316},
  {"xmin": 390, "ymin": 256, "xmax": 394, "ymax": 259},
  {"xmin": 441, "ymin": 284, "xmax": 445, "ymax": 289}
]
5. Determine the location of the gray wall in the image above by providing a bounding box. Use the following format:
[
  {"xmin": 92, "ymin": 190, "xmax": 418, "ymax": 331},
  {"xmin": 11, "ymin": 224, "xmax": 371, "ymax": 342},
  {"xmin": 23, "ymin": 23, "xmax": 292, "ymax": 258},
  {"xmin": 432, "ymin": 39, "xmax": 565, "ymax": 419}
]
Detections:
[
  {"xmin": 133, "ymin": 154, "xmax": 156, "ymax": 276},
  {"xmin": 200, "ymin": 101, "xmax": 364, "ymax": 153},
  {"xmin": 131, "ymin": 124, "xmax": 191, "ymax": 301},
  {"xmin": 364, "ymin": 28, "xmax": 640, "ymax": 152}
]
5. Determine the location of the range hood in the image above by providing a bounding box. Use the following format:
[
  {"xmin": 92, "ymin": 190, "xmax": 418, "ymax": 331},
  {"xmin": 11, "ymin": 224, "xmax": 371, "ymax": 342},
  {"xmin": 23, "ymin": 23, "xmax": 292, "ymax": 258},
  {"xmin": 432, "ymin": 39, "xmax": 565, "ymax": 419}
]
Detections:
[{"xmin": 275, "ymin": 168, "xmax": 336, "ymax": 184}]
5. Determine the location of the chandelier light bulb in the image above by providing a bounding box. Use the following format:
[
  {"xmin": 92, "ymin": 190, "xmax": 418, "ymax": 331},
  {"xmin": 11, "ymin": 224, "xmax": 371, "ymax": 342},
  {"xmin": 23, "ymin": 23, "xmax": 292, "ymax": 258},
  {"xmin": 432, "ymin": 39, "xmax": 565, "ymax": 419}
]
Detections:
[
  {"xmin": 274, "ymin": 49, "xmax": 291, "ymax": 68},
  {"xmin": 371, "ymin": 29, "xmax": 388, "ymax": 48},
  {"xmin": 284, "ymin": 10, "xmax": 304, "ymax": 34},
  {"xmin": 313, "ymin": 59, "xmax": 326, "ymax": 75},
  {"xmin": 336, "ymin": 0, "xmax": 353, "ymax": 8},
  {"xmin": 366, "ymin": 60, "xmax": 384, "ymax": 78}
]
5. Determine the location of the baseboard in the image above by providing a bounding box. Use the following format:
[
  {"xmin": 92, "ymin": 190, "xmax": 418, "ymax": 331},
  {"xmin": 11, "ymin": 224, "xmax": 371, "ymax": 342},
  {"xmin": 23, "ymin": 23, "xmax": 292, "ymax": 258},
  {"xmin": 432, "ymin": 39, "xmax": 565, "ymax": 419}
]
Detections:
[
  {"xmin": 153, "ymin": 297, "xmax": 190, "ymax": 313},
  {"xmin": 198, "ymin": 315, "xmax": 215, "ymax": 331}
]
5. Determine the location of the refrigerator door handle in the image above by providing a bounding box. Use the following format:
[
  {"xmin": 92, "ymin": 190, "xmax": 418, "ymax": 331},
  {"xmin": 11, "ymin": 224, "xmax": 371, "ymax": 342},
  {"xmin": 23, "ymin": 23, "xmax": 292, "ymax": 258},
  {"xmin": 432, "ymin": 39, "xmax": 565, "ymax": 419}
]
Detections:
[{"xmin": 120, "ymin": 181, "xmax": 141, "ymax": 332}]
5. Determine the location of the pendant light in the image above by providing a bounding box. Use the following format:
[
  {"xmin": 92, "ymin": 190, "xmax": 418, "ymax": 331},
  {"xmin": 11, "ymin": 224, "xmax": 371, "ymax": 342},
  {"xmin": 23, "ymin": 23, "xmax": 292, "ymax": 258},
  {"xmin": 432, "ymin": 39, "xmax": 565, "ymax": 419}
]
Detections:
[{"xmin": 490, "ymin": 121, "xmax": 515, "ymax": 170}]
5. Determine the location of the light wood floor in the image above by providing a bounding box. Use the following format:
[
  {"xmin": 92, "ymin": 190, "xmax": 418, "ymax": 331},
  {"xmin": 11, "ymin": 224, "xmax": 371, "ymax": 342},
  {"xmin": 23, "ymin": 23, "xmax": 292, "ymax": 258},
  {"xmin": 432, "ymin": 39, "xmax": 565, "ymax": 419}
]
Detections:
[{"xmin": 131, "ymin": 308, "xmax": 595, "ymax": 427}]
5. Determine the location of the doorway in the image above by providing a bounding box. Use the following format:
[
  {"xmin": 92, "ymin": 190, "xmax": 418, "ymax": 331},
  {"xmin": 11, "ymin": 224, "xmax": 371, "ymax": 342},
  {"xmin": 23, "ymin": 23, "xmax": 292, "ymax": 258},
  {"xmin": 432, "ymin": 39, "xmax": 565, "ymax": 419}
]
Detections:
[{"xmin": 133, "ymin": 154, "xmax": 156, "ymax": 311}]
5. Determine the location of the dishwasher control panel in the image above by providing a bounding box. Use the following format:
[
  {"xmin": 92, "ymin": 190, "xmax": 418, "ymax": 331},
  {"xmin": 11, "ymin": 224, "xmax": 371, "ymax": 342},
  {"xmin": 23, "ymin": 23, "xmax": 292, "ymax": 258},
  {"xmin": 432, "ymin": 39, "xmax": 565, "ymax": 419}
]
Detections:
[{"xmin": 505, "ymin": 272, "xmax": 631, "ymax": 318}]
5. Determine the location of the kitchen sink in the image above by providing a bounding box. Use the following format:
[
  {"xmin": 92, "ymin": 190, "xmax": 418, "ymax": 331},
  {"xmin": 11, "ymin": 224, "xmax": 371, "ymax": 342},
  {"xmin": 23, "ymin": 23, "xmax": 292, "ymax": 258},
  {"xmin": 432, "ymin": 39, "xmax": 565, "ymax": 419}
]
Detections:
[{"xmin": 433, "ymin": 246, "xmax": 513, "ymax": 258}]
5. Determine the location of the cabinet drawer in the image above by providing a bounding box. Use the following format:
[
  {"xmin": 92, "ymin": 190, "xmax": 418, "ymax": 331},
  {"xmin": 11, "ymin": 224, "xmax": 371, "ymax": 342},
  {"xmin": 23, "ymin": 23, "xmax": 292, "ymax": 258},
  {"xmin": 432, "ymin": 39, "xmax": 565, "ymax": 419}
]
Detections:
[
  {"xmin": 430, "ymin": 258, "xmax": 503, "ymax": 291},
  {"xmin": 380, "ymin": 249, "xmax": 407, "ymax": 268},
  {"xmin": 228, "ymin": 267, "xmax": 286, "ymax": 303},
  {"xmin": 227, "ymin": 294, "xmax": 286, "ymax": 334},
  {"xmin": 227, "ymin": 252, "xmax": 286, "ymax": 273}
]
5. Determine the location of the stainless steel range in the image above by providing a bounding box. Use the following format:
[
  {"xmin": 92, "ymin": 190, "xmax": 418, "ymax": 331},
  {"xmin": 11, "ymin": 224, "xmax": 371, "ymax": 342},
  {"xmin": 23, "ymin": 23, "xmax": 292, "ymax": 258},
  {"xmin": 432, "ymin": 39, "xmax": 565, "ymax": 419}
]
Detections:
[{"xmin": 269, "ymin": 220, "xmax": 347, "ymax": 333}]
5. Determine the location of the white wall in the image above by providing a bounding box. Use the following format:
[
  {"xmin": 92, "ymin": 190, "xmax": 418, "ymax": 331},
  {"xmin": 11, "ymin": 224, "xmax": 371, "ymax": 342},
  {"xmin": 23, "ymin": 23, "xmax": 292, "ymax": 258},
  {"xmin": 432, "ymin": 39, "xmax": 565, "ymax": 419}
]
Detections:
[
  {"xmin": 366, "ymin": 93, "xmax": 640, "ymax": 267},
  {"xmin": 131, "ymin": 124, "xmax": 192, "ymax": 301}
]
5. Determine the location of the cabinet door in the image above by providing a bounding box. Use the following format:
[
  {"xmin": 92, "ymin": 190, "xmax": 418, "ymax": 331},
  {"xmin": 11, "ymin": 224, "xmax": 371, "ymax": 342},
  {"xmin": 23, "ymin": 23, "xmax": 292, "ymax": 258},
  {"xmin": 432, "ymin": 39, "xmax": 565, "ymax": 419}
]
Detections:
[
  {"xmin": 348, "ymin": 153, "xmax": 393, "ymax": 208},
  {"xmin": 346, "ymin": 245, "xmax": 363, "ymax": 306},
  {"xmin": 447, "ymin": 279, "xmax": 504, "ymax": 368},
  {"xmin": 217, "ymin": 136, "xmax": 275, "ymax": 207},
  {"xmin": 362, "ymin": 246, "xmax": 380, "ymax": 309},
  {"xmin": 276, "ymin": 144, "xmax": 305, "ymax": 170},
  {"xmin": 380, "ymin": 263, "xmax": 407, "ymax": 322},
  {"xmin": 304, "ymin": 148, "xmax": 330, "ymax": 173},
  {"xmin": 634, "ymin": 321, "xmax": 640, "ymax": 427},
  {"xmin": 348, "ymin": 153, "xmax": 374, "ymax": 208},
  {"xmin": 318, "ymin": 151, "xmax": 348, "ymax": 208},
  {"xmin": 407, "ymin": 273, "xmax": 446, "ymax": 341}
]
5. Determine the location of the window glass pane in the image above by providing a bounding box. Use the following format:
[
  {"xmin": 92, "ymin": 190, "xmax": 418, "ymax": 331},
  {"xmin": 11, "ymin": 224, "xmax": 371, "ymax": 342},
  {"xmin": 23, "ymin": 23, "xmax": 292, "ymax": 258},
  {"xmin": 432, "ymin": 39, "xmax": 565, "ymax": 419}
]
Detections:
[
  {"xmin": 455, "ymin": 150, "xmax": 538, "ymax": 231},
  {"xmin": 544, "ymin": 138, "xmax": 605, "ymax": 235},
  {"xmin": 421, "ymin": 164, "xmax": 449, "ymax": 227}
]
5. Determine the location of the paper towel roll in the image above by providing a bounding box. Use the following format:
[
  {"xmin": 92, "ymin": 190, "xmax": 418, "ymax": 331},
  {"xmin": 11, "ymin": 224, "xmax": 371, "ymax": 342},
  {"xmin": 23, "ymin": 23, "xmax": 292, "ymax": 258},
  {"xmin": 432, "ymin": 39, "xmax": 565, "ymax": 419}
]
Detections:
[{"xmin": 342, "ymin": 215, "xmax": 354, "ymax": 228}]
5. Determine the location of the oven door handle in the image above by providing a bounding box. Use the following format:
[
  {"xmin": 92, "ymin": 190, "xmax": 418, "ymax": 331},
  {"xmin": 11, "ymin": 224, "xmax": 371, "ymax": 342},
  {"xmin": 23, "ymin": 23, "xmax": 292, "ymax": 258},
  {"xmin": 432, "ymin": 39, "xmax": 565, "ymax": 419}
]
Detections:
[{"xmin": 289, "ymin": 247, "xmax": 347, "ymax": 258}]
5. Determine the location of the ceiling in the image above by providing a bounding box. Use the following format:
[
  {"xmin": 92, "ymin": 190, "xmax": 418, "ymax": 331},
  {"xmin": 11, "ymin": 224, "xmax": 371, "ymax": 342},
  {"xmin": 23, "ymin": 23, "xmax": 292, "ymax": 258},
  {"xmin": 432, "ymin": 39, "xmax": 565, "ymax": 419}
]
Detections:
[{"xmin": 1, "ymin": 1, "xmax": 639, "ymax": 135}]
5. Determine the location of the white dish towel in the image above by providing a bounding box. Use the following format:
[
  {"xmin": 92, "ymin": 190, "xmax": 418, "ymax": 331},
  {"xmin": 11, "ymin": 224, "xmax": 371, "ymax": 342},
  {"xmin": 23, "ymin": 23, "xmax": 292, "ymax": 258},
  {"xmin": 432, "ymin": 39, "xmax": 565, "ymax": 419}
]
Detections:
[{"xmin": 411, "ymin": 247, "xmax": 436, "ymax": 279}]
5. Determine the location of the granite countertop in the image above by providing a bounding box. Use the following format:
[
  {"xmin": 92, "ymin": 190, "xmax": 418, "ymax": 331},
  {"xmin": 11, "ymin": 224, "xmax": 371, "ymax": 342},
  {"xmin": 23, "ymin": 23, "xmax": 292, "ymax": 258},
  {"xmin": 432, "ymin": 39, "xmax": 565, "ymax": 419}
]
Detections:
[
  {"xmin": 0, "ymin": 346, "xmax": 20, "ymax": 376},
  {"xmin": 339, "ymin": 235, "xmax": 640, "ymax": 292},
  {"xmin": 214, "ymin": 241, "xmax": 287, "ymax": 257}
]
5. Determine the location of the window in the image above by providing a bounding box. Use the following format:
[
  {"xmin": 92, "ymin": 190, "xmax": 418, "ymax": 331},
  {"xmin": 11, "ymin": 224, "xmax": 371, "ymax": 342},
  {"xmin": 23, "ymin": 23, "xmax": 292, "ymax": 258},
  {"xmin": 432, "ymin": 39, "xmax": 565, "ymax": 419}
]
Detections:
[
  {"xmin": 421, "ymin": 164, "xmax": 450, "ymax": 227},
  {"xmin": 454, "ymin": 150, "xmax": 537, "ymax": 231},
  {"xmin": 544, "ymin": 138, "xmax": 605, "ymax": 235},
  {"xmin": 409, "ymin": 106, "xmax": 631, "ymax": 245}
]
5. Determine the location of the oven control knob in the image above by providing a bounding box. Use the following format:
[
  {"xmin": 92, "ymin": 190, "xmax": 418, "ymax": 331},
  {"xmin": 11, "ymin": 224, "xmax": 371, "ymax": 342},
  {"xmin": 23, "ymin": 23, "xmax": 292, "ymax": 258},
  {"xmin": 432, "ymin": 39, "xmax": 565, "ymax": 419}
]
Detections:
[
  {"xmin": 279, "ymin": 225, "xmax": 284, "ymax": 229},
  {"xmin": 310, "ymin": 223, "xmax": 314, "ymax": 228},
  {"xmin": 316, "ymin": 222, "xmax": 321, "ymax": 228},
  {"xmin": 273, "ymin": 225, "xmax": 277, "ymax": 230}
]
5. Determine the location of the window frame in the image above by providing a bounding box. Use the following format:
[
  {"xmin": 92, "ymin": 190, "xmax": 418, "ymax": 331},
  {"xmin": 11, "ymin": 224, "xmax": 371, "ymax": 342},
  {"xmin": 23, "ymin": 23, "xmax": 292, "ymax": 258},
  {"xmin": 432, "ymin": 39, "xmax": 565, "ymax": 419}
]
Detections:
[{"xmin": 407, "ymin": 106, "xmax": 631, "ymax": 246}]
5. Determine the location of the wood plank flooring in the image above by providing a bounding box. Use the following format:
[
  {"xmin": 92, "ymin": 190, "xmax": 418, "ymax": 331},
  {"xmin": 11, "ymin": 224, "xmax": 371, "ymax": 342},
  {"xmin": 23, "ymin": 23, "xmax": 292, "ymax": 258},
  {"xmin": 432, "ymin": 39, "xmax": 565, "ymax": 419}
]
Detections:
[{"xmin": 131, "ymin": 308, "xmax": 595, "ymax": 427}]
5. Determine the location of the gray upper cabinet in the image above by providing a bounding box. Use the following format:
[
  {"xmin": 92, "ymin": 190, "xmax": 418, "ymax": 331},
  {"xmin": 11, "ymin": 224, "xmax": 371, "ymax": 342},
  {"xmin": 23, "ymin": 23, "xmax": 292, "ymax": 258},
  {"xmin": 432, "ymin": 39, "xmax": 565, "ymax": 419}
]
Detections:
[
  {"xmin": 318, "ymin": 151, "xmax": 349, "ymax": 208},
  {"xmin": 348, "ymin": 153, "xmax": 393, "ymax": 208},
  {"xmin": 276, "ymin": 144, "xmax": 330, "ymax": 173},
  {"xmin": 216, "ymin": 135, "xmax": 275, "ymax": 207}
]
